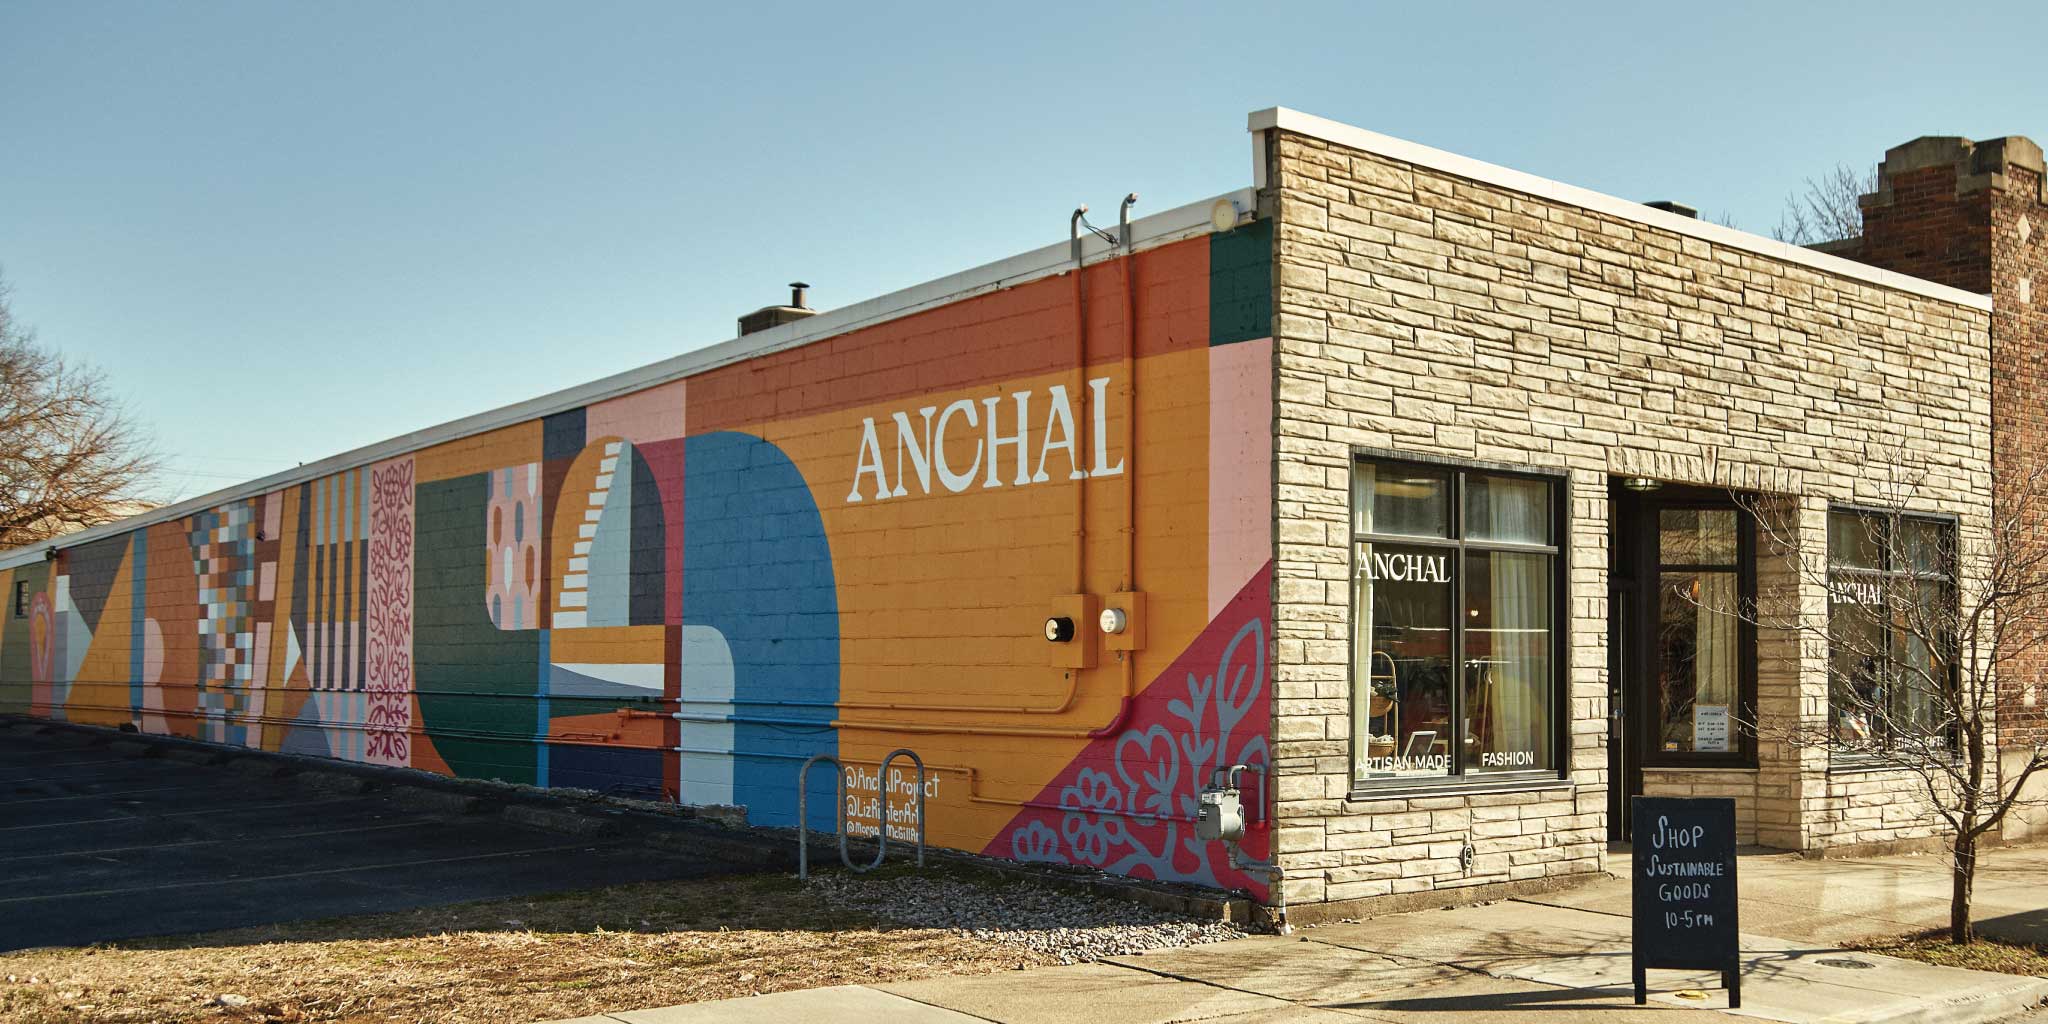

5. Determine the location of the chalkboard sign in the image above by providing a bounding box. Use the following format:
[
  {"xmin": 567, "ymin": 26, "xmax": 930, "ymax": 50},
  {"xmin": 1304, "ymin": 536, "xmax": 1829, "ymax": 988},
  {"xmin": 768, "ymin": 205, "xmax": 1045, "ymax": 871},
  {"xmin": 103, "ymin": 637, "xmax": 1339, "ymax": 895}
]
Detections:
[{"xmin": 1631, "ymin": 796, "xmax": 1740, "ymax": 1008}]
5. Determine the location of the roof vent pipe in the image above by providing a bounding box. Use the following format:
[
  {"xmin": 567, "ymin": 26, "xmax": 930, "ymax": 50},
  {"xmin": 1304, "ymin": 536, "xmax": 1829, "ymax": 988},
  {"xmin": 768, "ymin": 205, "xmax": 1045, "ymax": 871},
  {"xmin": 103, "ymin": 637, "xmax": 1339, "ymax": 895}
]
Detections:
[{"xmin": 737, "ymin": 281, "xmax": 821, "ymax": 337}]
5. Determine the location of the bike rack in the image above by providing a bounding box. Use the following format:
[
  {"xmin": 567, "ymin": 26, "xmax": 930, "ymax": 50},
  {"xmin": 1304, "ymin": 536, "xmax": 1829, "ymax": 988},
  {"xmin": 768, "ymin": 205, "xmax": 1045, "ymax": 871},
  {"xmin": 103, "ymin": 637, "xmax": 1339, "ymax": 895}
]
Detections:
[{"xmin": 797, "ymin": 748, "xmax": 927, "ymax": 881}]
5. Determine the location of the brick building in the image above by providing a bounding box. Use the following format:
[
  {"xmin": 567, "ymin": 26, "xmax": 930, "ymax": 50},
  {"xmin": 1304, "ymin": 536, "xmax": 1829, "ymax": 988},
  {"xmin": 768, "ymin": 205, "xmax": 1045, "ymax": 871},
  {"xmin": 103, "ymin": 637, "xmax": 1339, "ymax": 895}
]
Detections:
[{"xmin": 0, "ymin": 108, "xmax": 2030, "ymax": 922}]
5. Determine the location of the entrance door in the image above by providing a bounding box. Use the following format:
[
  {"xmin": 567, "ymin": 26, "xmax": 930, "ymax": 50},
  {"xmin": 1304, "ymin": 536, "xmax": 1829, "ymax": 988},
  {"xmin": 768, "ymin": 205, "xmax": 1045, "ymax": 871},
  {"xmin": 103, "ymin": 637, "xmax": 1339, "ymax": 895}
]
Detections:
[
  {"xmin": 1606, "ymin": 578, "xmax": 1637, "ymax": 842},
  {"xmin": 1608, "ymin": 481, "xmax": 1759, "ymax": 843}
]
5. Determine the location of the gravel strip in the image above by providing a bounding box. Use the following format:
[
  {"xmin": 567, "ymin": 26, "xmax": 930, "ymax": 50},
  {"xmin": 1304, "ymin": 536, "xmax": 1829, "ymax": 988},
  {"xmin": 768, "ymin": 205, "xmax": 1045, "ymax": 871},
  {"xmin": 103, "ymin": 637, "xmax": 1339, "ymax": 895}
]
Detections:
[{"xmin": 807, "ymin": 873, "xmax": 1247, "ymax": 964}]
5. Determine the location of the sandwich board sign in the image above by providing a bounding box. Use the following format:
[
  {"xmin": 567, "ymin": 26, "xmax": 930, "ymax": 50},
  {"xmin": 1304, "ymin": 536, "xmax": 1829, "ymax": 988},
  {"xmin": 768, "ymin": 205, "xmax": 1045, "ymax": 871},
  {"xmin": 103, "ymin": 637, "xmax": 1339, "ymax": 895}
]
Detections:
[{"xmin": 1632, "ymin": 796, "xmax": 1741, "ymax": 1007}]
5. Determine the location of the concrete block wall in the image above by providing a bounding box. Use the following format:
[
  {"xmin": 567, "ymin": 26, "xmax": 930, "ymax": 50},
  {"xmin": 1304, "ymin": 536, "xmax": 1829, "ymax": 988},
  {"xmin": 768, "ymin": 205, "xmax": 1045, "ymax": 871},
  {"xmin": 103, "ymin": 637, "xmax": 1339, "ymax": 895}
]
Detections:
[{"xmin": 1265, "ymin": 123, "xmax": 1992, "ymax": 910}]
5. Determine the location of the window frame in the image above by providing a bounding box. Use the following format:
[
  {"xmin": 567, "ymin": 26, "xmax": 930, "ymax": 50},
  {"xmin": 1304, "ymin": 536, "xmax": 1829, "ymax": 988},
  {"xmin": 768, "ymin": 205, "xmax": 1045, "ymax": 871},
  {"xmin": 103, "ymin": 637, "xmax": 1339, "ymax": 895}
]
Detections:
[
  {"xmin": 11, "ymin": 581, "xmax": 24, "ymax": 619},
  {"xmin": 1824, "ymin": 504, "xmax": 1960, "ymax": 769},
  {"xmin": 1347, "ymin": 450, "xmax": 1571, "ymax": 795}
]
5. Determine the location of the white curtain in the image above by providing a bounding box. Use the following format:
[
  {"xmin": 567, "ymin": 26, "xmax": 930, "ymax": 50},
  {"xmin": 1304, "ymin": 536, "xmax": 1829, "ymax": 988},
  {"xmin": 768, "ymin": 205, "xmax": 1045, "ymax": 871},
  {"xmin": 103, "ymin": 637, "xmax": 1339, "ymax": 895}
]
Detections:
[
  {"xmin": 1352, "ymin": 463, "xmax": 1376, "ymax": 763},
  {"xmin": 1353, "ymin": 542, "xmax": 1377, "ymax": 760},
  {"xmin": 1483, "ymin": 480, "xmax": 1549, "ymax": 765},
  {"xmin": 1693, "ymin": 573, "xmax": 1738, "ymax": 748}
]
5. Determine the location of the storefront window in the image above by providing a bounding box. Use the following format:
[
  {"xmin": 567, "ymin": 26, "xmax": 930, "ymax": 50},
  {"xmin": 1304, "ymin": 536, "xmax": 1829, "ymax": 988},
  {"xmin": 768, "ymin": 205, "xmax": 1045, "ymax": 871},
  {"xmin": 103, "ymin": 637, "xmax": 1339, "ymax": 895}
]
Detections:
[
  {"xmin": 1827, "ymin": 509, "xmax": 1955, "ymax": 752},
  {"xmin": 1353, "ymin": 461, "xmax": 1560, "ymax": 784},
  {"xmin": 1356, "ymin": 463, "xmax": 1451, "ymax": 538}
]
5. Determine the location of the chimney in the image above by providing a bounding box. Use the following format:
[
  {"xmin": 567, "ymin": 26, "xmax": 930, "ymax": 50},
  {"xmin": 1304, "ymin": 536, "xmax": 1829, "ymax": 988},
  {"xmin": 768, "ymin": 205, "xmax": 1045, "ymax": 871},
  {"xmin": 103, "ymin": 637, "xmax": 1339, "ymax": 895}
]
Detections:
[
  {"xmin": 1642, "ymin": 200, "xmax": 1698, "ymax": 219},
  {"xmin": 1846, "ymin": 135, "xmax": 2044, "ymax": 294},
  {"xmin": 738, "ymin": 282, "xmax": 821, "ymax": 337}
]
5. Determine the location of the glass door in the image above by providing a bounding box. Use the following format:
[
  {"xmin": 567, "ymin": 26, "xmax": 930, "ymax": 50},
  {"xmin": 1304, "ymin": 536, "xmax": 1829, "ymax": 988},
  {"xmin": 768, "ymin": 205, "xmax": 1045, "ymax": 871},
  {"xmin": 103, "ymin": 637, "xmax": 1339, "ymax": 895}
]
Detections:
[{"xmin": 1636, "ymin": 499, "xmax": 1757, "ymax": 769}]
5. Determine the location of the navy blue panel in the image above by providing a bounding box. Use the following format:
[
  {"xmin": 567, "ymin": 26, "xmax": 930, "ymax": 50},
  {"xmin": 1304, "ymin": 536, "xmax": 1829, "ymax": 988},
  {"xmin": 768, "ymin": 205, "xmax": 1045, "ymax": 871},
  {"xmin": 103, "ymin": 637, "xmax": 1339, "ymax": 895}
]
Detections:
[{"xmin": 542, "ymin": 409, "xmax": 587, "ymax": 463}]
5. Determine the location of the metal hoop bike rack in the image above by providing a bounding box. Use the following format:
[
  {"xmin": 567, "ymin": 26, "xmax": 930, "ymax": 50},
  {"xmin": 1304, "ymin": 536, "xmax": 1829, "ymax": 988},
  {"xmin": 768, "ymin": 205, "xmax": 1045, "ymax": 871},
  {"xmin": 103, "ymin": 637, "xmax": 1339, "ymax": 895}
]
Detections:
[{"xmin": 796, "ymin": 748, "xmax": 927, "ymax": 880}]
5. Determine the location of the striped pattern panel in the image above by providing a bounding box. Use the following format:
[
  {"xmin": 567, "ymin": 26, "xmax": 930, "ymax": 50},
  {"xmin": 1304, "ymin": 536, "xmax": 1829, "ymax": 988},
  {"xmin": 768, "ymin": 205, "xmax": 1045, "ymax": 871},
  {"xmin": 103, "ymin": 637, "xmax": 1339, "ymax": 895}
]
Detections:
[{"xmin": 307, "ymin": 468, "xmax": 370, "ymax": 691}]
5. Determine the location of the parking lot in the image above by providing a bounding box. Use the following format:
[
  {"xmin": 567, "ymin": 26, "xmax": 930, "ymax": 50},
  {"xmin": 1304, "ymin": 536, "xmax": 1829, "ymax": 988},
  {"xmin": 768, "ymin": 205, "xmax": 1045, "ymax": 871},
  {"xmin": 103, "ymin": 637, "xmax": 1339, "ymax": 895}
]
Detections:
[{"xmin": 0, "ymin": 722, "xmax": 744, "ymax": 951}]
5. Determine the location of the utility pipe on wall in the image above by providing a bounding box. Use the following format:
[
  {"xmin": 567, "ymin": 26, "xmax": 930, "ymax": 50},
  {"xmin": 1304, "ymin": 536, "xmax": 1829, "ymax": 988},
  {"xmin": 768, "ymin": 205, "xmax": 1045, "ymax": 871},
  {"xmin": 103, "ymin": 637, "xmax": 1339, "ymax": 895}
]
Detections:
[{"xmin": 1091, "ymin": 193, "xmax": 1142, "ymax": 740}]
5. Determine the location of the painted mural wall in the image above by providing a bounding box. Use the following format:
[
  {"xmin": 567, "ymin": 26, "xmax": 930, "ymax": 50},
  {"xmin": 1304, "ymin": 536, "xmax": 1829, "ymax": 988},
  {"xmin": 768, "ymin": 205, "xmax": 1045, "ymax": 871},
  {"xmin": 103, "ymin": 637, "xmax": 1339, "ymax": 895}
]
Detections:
[{"xmin": 0, "ymin": 222, "xmax": 1276, "ymax": 894}]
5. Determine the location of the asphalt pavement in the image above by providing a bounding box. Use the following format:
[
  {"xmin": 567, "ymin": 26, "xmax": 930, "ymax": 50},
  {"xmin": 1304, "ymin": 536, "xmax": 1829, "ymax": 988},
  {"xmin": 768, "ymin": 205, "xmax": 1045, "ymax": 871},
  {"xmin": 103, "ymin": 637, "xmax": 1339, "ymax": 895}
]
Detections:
[{"xmin": 0, "ymin": 721, "xmax": 745, "ymax": 951}]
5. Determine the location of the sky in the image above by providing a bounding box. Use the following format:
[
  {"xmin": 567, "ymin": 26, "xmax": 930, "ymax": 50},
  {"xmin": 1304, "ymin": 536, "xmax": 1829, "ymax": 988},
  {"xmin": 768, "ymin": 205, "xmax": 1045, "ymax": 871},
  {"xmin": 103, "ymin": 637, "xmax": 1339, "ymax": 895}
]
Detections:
[{"xmin": 3, "ymin": 1, "xmax": 2044, "ymax": 504}]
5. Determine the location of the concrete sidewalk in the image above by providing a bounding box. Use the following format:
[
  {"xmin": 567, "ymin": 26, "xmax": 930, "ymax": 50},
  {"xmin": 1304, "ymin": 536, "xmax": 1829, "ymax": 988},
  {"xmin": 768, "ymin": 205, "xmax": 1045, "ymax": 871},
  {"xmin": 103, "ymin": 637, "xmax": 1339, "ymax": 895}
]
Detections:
[
  {"xmin": 548, "ymin": 899, "xmax": 2047, "ymax": 1024},
  {"xmin": 547, "ymin": 847, "xmax": 2048, "ymax": 1024},
  {"xmin": 1533, "ymin": 846, "xmax": 2048, "ymax": 948}
]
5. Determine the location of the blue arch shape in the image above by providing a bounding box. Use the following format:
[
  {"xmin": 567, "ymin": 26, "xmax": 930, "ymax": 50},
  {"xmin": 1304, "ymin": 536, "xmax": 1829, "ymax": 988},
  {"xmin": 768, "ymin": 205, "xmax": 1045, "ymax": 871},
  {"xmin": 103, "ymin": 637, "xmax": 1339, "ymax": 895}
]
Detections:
[{"xmin": 682, "ymin": 431, "xmax": 839, "ymax": 830}]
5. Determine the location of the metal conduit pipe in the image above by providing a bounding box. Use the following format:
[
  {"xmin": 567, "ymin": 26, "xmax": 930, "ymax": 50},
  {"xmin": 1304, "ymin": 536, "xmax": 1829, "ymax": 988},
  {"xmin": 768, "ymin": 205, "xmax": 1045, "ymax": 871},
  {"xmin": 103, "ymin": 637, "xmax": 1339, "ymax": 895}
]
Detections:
[
  {"xmin": 1090, "ymin": 193, "xmax": 1142, "ymax": 742},
  {"xmin": 1072, "ymin": 206, "xmax": 1091, "ymax": 600},
  {"xmin": 679, "ymin": 744, "xmax": 1205, "ymax": 823}
]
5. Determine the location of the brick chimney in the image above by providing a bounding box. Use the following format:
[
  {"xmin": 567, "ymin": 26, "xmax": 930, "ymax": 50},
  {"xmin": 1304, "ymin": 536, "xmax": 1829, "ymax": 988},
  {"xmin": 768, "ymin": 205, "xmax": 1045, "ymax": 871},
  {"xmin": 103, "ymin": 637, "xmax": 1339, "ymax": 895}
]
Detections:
[
  {"xmin": 1840, "ymin": 135, "xmax": 2048, "ymax": 808},
  {"xmin": 1850, "ymin": 135, "xmax": 2045, "ymax": 293}
]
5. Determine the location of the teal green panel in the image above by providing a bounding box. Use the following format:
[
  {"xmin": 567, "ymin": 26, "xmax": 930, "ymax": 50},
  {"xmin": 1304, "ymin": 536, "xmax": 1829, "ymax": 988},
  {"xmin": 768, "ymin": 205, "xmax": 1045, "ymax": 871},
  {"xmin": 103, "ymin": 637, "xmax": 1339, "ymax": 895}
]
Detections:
[
  {"xmin": 414, "ymin": 474, "xmax": 541, "ymax": 784},
  {"xmin": 1210, "ymin": 218, "xmax": 1273, "ymax": 347}
]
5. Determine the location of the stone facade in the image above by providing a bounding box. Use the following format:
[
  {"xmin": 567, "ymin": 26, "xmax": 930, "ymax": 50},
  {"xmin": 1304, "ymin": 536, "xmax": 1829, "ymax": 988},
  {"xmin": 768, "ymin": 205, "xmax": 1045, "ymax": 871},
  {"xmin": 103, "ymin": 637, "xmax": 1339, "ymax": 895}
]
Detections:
[
  {"xmin": 1260, "ymin": 118, "xmax": 1993, "ymax": 915},
  {"xmin": 1830, "ymin": 135, "xmax": 2048, "ymax": 840}
]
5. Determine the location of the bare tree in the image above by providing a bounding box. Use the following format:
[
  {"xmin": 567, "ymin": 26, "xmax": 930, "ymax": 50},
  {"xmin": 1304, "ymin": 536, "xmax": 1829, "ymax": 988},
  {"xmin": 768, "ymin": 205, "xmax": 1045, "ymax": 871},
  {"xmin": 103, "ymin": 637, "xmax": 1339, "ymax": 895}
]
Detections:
[
  {"xmin": 0, "ymin": 271, "xmax": 156, "ymax": 548},
  {"xmin": 1730, "ymin": 470, "xmax": 2048, "ymax": 944},
  {"xmin": 1772, "ymin": 163, "xmax": 1878, "ymax": 246}
]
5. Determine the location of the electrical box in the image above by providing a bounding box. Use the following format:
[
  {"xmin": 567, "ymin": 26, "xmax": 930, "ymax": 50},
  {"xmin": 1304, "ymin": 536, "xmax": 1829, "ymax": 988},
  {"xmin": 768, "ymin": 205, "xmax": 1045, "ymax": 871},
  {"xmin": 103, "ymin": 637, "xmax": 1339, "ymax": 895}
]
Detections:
[
  {"xmin": 1047, "ymin": 593, "xmax": 1097, "ymax": 669},
  {"xmin": 1196, "ymin": 781, "xmax": 1245, "ymax": 842},
  {"xmin": 1102, "ymin": 590, "xmax": 1146, "ymax": 652}
]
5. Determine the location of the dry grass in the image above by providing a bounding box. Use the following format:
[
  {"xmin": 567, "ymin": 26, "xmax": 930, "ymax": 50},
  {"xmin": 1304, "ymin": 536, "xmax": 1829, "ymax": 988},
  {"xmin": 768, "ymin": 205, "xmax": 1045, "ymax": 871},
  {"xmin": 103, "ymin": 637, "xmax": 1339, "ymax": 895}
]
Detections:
[
  {"xmin": 1851, "ymin": 933, "xmax": 2048, "ymax": 978},
  {"xmin": 0, "ymin": 869, "xmax": 1055, "ymax": 1024}
]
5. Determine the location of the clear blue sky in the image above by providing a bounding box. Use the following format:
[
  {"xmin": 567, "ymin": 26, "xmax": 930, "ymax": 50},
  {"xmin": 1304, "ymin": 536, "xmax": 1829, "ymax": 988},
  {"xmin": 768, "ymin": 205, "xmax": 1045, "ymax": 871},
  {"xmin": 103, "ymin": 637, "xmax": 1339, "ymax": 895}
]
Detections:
[{"xmin": 4, "ymin": 1, "xmax": 2043, "ymax": 503}]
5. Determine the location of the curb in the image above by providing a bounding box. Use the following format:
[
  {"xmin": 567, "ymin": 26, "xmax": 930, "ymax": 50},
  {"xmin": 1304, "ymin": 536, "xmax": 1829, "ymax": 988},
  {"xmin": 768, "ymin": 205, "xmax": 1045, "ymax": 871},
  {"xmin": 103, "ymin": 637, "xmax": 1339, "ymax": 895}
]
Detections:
[{"xmin": 1852, "ymin": 975, "xmax": 2048, "ymax": 1024}]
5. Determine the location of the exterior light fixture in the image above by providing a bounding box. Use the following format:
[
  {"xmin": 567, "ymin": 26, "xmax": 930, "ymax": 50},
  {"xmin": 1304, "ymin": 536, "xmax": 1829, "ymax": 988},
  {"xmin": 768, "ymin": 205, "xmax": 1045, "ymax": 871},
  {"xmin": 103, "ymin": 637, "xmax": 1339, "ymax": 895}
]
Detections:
[
  {"xmin": 1210, "ymin": 198, "xmax": 1241, "ymax": 233},
  {"xmin": 1622, "ymin": 477, "xmax": 1663, "ymax": 492}
]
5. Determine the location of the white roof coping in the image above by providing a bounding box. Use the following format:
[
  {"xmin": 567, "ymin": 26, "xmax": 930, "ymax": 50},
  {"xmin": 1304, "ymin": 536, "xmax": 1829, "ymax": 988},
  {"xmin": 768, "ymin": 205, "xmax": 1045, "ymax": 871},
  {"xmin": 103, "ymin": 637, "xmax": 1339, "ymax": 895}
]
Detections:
[
  {"xmin": 0, "ymin": 186, "xmax": 1257, "ymax": 570},
  {"xmin": 1248, "ymin": 106, "xmax": 1996, "ymax": 313}
]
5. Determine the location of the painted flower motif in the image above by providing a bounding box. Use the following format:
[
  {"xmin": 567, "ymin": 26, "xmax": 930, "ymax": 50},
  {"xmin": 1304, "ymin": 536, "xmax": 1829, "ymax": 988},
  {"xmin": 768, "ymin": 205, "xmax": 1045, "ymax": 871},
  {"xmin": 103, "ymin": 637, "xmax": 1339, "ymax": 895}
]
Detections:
[
  {"xmin": 1058, "ymin": 767, "xmax": 1123, "ymax": 816},
  {"xmin": 1010, "ymin": 821, "xmax": 1063, "ymax": 863},
  {"xmin": 1115, "ymin": 724, "xmax": 1182, "ymax": 822},
  {"xmin": 1061, "ymin": 809, "xmax": 1115, "ymax": 865},
  {"xmin": 1056, "ymin": 768, "xmax": 1125, "ymax": 865},
  {"xmin": 984, "ymin": 571, "xmax": 1276, "ymax": 897}
]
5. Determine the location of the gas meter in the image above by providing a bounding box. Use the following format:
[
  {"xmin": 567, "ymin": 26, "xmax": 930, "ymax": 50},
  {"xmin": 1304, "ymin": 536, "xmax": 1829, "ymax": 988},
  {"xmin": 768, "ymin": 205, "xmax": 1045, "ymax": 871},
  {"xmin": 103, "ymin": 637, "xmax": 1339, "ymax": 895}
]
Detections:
[{"xmin": 1196, "ymin": 775, "xmax": 1246, "ymax": 842}]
